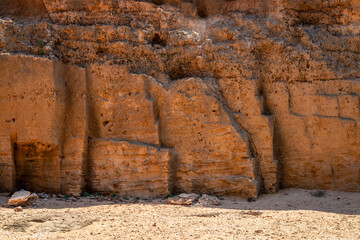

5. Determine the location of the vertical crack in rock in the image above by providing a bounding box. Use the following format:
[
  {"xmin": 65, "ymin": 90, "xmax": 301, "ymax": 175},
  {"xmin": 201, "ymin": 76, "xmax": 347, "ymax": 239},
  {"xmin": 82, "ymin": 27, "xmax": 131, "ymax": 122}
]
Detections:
[
  {"xmin": 143, "ymin": 77, "xmax": 176, "ymax": 194},
  {"xmin": 219, "ymin": 76, "xmax": 278, "ymax": 194},
  {"xmin": 213, "ymin": 80, "xmax": 262, "ymax": 194},
  {"xmin": 59, "ymin": 63, "xmax": 88, "ymax": 197}
]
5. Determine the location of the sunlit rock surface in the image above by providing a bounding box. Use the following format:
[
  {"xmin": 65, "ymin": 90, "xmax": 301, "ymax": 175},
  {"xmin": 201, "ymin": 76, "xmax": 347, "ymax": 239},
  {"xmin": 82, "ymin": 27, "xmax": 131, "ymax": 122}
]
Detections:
[{"xmin": 0, "ymin": 0, "xmax": 359, "ymax": 197}]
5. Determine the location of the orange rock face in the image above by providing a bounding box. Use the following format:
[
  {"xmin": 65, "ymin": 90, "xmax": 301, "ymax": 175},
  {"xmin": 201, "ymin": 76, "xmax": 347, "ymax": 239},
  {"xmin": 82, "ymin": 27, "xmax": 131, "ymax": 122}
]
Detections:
[
  {"xmin": 0, "ymin": 0, "xmax": 359, "ymax": 198},
  {"xmin": 88, "ymin": 139, "xmax": 171, "ymax": 197}
]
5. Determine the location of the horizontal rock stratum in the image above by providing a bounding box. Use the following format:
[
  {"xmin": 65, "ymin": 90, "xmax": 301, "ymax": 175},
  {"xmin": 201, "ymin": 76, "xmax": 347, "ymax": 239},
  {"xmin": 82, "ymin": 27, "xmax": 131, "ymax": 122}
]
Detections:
[{"xmin": 0, "ymin": 0, "xmax": 359, "ymax": 198}]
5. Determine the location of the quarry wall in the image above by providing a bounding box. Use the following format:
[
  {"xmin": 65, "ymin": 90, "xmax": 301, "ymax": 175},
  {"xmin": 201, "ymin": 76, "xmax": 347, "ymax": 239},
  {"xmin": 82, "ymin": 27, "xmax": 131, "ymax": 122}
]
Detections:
[{"xmin": 0, "ymin": 0, "xmax": 359, "ymax": 198}]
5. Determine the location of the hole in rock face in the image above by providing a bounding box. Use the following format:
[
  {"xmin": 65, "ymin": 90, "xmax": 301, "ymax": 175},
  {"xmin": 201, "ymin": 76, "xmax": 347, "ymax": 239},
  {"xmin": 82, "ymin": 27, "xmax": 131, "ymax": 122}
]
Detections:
[
  {"xmin": 14, "ymin": 142, "xmax": 60, "ymax": 193},
  {"xmin": 151, "ymin": 33, "xmax": 167, "ymax": 46},
  {"xmin": 168, "ymin": 66, "xmax": 189, "ymax": 80},
  {"xmin": 96, "ymin": 47, "xmax": 106, "ymax": 55},
  {"xmin": 166, "ymin": 57, "xmax": 206, "ymax": 80},
  {"xmin": 150, "ymin": 0, "xmax": 164, "ymax": 5},
  {"xmin": 197, "ymin": 5, "xmax": 208, "ymax": 18}
]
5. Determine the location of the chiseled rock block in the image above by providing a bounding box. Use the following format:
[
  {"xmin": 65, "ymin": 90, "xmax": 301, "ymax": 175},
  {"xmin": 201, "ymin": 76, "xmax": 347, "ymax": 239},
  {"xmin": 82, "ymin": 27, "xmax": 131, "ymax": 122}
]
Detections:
[
  {"xmin": 0, "ymin": 54, "xmax": 66, "ymax": 145},
  {"xmin": 0, "ymin": 54, "xmax": 87, "ymax": 195},
  {"xmin": 338, "ymin": 94, "xmax": 360, "ymax": 120},
  {"xmin": 87, "ymin": 63, "xmax": 160, "ymax": 146},
  {"xmin": 149, "ymin": 78, "xmax": 258, "ymax": 198},
  {"xmin": 312, "ymin": 95, "xmax": 339, "ymax": 117},
  {"xmin": 88, "ymin": 138, "xmax": 171, "ymax": 197},
  {"xmin": 0, "ymin": 54, "xmax": 66, "ymax": 193}
]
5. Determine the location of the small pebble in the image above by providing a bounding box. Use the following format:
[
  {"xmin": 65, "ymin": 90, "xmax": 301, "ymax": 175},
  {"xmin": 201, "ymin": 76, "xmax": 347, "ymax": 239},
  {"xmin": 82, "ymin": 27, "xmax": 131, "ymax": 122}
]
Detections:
[{"xmin": 14, "ymin": 206, "xmax": 23, "ymax": 212}]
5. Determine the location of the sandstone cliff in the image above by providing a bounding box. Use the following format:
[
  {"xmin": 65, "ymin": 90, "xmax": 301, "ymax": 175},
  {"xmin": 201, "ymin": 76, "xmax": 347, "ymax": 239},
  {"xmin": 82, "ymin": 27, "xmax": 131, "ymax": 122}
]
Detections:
[{"xmin": 0, "ymin": 0, "xmax": 359, "ymax": 198}]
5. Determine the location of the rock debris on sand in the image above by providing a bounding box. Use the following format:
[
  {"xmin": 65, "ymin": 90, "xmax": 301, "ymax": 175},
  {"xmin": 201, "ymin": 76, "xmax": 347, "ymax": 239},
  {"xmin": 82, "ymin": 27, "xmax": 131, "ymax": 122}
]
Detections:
[{"xmin": 0, "ymin": 189, "xmax": 359, "ymax": 240}]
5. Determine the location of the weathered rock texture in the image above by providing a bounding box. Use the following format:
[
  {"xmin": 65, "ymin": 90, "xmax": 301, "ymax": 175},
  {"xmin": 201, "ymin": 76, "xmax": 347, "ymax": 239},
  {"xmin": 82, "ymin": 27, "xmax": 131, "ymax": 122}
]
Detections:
[
  {"xmin": 88, "ymin": 139, "xmax": 171, "ymax": 197},
  {"xmin": 0, "ymin": 0, "xmax": 359, "ymax": 198}
]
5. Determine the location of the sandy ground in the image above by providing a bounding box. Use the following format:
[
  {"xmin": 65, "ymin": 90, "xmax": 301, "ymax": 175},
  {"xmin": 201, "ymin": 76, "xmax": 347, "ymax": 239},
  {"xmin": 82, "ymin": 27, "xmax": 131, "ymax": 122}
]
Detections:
[{"xmin": 0, "ymin": 188, "xmax": 359, "ymax": 240}]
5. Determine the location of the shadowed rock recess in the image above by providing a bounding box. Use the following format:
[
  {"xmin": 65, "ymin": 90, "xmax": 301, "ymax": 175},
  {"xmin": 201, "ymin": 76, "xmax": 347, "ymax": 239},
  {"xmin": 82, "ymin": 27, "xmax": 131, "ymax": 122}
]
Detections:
[{"xmin": 0, "ymin": 0, "xmax": 359, "ymax": 198}]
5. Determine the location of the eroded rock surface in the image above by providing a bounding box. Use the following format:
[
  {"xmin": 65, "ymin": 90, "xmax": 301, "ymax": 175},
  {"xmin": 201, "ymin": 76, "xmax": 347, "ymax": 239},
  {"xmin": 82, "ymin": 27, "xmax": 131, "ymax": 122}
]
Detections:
[
  {"xmin": 88, "ymin": 139, "xmax": 171, "ymax": 197},
  {"xmin": 0, "ymin": 0, "xmax": 359, "ymax": 197}
]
